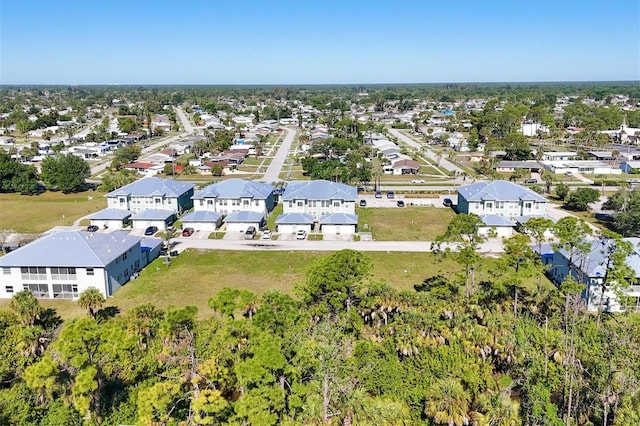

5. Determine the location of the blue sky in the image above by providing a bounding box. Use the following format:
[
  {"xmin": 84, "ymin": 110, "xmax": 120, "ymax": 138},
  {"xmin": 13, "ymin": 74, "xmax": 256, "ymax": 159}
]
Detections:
[{"xmin": 1, "ymin": 0, "xmax": 638, "ymax": 84}]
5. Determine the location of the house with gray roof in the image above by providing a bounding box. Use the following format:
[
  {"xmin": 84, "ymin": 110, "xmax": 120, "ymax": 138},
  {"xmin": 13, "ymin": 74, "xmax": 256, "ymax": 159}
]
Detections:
[
  {"xmin": 106, "ymin": 177, "xmax": 195, "ymax": 214},
  {"xmin": 275, "ymin": 213, "xmax": 315, "ymax": 235},
  {"xmin": 180, "ymin": 211, "xmax": 223, "ymax": 232},
  {"xmin": 457, "ymin": 180, "xmax": 547, "ymax": 219},
  {"xmin": 477, "ymin": 214, "xmax": 516, "ymax": 238},
  {"xmin": 191, "ymin": 178, "xmax": 275, "ymax": 217},
  {"xmin": 283, "ymin": 180, "xmax": 357, "ymax": 221},
  {"xmin": 0, "ymin": 231, "xmax": 161, "ymax": 300},
  {"xmin": 224, "ymin": 211, "xmax": 265, "ymax": 233},
  {"xmin": 549, "ymin": 237, "xmax": 640, "ymax": 312},
  {"xmin": 130, "ymin": 209, "xmax": 176, "ymax": 231},
  {"xmin": 87, "ymin": 208, "xmax": 132, "ymax": 230}
]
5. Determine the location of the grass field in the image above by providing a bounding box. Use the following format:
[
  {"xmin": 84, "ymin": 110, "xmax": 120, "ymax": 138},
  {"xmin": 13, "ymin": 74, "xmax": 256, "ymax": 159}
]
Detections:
[
  {"xmin": 0, "ymin": 191, "xmax": 107, "ymax": 233},
  {"xmin": 0, "ymin": 249, "xmax": 554, "ymax": 321},
  {"xmin": 357, "ymin": 206, "xmax": 454, "ymax": 240}
]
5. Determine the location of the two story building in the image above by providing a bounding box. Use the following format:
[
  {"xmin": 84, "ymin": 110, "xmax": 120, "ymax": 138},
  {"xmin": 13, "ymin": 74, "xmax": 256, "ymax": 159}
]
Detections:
[
  {"xmin": 282, "ymin": 180, "xmax": 357, "ymax": 220},
  {"xmin": 106, "ymin": 177, "xmax": 195, "ymax": 214},
  {"xmin": 191, "ymin": 179, "xmax": 276, "ymax": 217},
  {"xmin": 0, "ymin": 231, "xmax": 162, "ymax": 300},
  {"xmin": 457, "ymin": 180, "xmax": 547, "ymax": 219}
]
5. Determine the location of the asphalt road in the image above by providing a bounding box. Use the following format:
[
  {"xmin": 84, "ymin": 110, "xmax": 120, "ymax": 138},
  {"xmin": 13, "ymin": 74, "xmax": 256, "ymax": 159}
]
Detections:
[
  {"xmin": 388, "ymin": 128, "xmax": 464, "ymax": 175},
  {"xmin": 262, "ymin": 127, "xmax": 296, "ymax": 183}
]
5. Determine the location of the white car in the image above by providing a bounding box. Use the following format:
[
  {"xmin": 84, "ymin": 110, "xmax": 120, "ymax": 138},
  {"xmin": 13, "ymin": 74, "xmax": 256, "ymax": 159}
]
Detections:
[
  {"xmin": 296, "ymin": 230, "xmax": 307, "ymax": 240},
  {"xmin": 411, "ymin": 179, "xmax": 425, "ymax": 184},
  {"xmin": 261, "ymin": 230, "xmax": 272, "ymax": 240}
]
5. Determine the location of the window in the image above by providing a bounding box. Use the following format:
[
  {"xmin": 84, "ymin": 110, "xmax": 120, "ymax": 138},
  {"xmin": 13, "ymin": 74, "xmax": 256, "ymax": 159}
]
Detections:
[
  {"xmin": 254, "ymin": 200, "xmax": 259, "ymax": 206},
  {"xmin": 232, "ymin": 200, "xmax": 240, "ymax": 206},
  {"xmin": 243, "ymin": 200, "xmax": 249, "ymax": 207},
  {"xmin": 5, "ymin": 286, "xmax": 13, "ymax": 294},
  {"xmin": 119, "ymin": 197, "xmax": 126, "ymax": 205},
  {"xmin": 297, "ymin": 201, "xmax": 304, "ymax": 207},
  {"xmin": 525, "ymin": 202, "xmax": 532, "ymax": 210},
  {"xmin": 309, "ymin": 201, "xmax": 316, "ymax": 208},
  {"xmin": 86, "ymin": 268, "xmax": 94, "ymax": 276},
  {"xmin": 154, "ymin": 198, "xmax": 162, "ymax": 205},
  {"xmin": 25, "ymin": 283, "xmax": 49, "ymax": 298},
  {"xmin": 52, "ymin": 284, "xmax": 78, "ymax": 299},
  {"xmin": 333, "ymin": 202, "xmax": 340, "ymax": 207},
  {"xmin": 2, "ymin": 267, "xmax": 10, "ymax": 275},
  {"xmin": 485, "ymin": 202, "xmax": 493, "ymax": 210},
  {"xmin": 50, "ymin": 267, "xmax": 77, "ymax": 280},
  {"xmin": 288, "ymin": 201, "xmax": 292, "ymax": 207},
  {"xmin": 207, "ymin": 200, "xmax": 212, "ymax": 206},
  {"xmin": 200, "ymin": 200, "xmax": 204, "ymax": 206},
  {"xmin": 21, "ymin": 267, "xmax": 47, "ymax": 280}
]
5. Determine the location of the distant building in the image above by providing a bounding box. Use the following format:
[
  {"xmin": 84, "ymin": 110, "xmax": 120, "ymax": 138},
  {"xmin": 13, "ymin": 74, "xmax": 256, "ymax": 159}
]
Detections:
[{"xmin": 457, "ymin": 180, "xmax": 547, "ymax": 219}]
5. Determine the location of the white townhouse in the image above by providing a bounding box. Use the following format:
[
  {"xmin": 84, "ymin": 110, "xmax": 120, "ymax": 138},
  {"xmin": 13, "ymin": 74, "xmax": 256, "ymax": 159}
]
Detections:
[
  {"xmin": 105, "ymin": 177, "xmax": 195, "ymax": 214},
  {"xmin": 457, "ymin": 180, "xmax": 547, "ymax": 219},
  {"xmin": 191, "ymin": 179, "xmax": 275, "ymax": 217},
  {"xmin": 0, "ymin": 231, "xmax": 162, "ymax": 300},
  {"xmin": 282, "ymin": 180, "xmax": 357, "ymax": 221}
]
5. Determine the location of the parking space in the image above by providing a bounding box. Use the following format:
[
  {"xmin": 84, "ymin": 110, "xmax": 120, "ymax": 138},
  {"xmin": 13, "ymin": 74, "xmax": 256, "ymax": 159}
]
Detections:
[
  {"xmin": 224, "ymin": 230, "xmax": 249, "ymax": 240},
  {"xmin": 322, "ymin": 233, "xmax": 354, "ymax": 241}
]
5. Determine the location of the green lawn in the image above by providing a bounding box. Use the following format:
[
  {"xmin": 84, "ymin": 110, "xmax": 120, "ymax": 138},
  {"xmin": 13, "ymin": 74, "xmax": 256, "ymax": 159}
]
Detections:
[
  {"xmin": 266, "ymin": 203, "xmax": 283, "ymax": 230},
  {"xmin": 0, "ymin": 249, "xmax": 554, "ymax": 321},
  {"xmin": 357, "ymin": 206, "xmax": 454, "ymax": 240},
  {"xmin": 0, "ymin": 191, "xmax": 107, "ymax": 233}
]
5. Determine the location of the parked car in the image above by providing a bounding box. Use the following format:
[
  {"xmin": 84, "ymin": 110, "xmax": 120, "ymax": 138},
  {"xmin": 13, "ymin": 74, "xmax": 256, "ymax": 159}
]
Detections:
[
  {"xmin": 144, "ymin": 226, "xmax": 158, "ymax": 236},
  {"xmin": 397, "ymin": 200, "xmax": 405, "ymax": 207},
  {"xmin": 375, "ymin": 191, "xmax": 382, "ymax": 198},
  {"xmin": 359, "ymin": 199, "xmax": 367, "ymax": 207},
  {"xmin": 411, "ymin": 179, "xmax": 425, "ymax": 184},
  {"xmin": 86, "ymin": 225, "xmax": 99, "ymax": 232},
  {"xmin": 564, "ymin": 171, "xmax": 573, "ymax": 176},
  {"xmin": 244, "ymin": 226, "xmax": 257, "ymax": 240},
  {"xmin": 443, "ymin": 198, "xmax": 453, "ymax": 207},
  {"xmin": 524, "ymin": 178, "xmax": 537, "ymax": 184},
  {"xmin": 181, "ymin": 227, "xmax": 194, "ymax": 237},
  {"xmin": 296, "ymin": 230, "xmax": 307, "ymax": 240},
  {"xmin": 261, "ymin": 230, "xmax": 272, "ymax": 240},
  {"xmin": 386, "ymin": 191, "xmax": 395, "ymax": 199}
]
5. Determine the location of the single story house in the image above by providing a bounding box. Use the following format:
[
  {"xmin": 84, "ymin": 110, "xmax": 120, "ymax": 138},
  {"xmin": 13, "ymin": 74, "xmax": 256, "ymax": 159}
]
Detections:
[
  {"xmin": 318, "ymin": 213, "xmax": 358, "ymax": 235},
  {"xmin": 391, "ymin": 159, "xmax": 420, "ymax": 175},
  {"xmin": 224, "ymin": 211, "xmax": 265, "ymax": 233},
  {"xmin": 130, "ymin": 209, "xmax": 176, "ymax": 231},
  {"xmin": 192, "ymin": 179, "xmax": 275, "ymax": 216},
  {"xmin": 275, "ymin": 213, "xmax": 315, "ymax": 234},
  {"xmin": 180, "ymin": 211, "xmax": 223, "ymax": 232},
  {"xmin": 621, "ymin": 161, "xmax": 640, "ymax": 174},
  {"xmin": 541, "ymin": 152, "xmax": 578, "ymax": 161},
  {"xmin": 541, "ymin": 160, "xmax": 622, "ymax": 175},
  {"xmin": 478, "ymin": 214, "xmax": 516, "ymax": 238},
  {"xmin": 0, "ymin": 230, "xmax": 160, "ymax": 300},
  {"xmin": 283, "ymin": 180, "xmax": 357, "ymax": 221},
  {"xmin": 123, "ymin": 162, "xmax": 164, "ymax": 177},
  {"xmin": 457, "ymin": 180, "xmax": 547, "ymax": 219},
  {"xmin": 87, "ymin": 208, "xmax": 132, "ymax": 230},
  {"xmin": 107, "ymin": 177, "xmax": 195, "ymax": 214},
  {"xmin": 496, "ymin": 160, "xmax": 543, "ymax": 173}
]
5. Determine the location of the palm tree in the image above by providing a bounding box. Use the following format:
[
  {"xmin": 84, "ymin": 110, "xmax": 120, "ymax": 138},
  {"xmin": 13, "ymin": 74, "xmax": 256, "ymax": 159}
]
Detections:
[
  {"xmin": 424, "ymin": 378, "xmax": 471, "ymax": 426},
  {"xmin": 473, "ymin": 391, "xmax": 521, "ymax": 426},
  {"xmin": 9, "ymin": 290, "xmax": 42, "ymax": 326},
  {"xmin": 77, "ymin": 288, "xmax": 106, "ymax": 319}
]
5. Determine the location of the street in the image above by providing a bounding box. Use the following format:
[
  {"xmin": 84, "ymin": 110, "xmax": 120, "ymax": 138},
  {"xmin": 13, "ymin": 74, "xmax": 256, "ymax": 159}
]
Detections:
[{"xmin": 262, "ymin": 127, "xmax": 296, "ymax": 183}]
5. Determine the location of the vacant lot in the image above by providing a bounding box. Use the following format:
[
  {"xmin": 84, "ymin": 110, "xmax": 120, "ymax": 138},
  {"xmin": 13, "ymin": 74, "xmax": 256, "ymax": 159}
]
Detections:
[
  {"xmin": 0, "ymin": 250, "xmax": 460, "ymax": 319},
  {"xmin": 357, "ymin": 206, "xmax": 454, "ymax": 240},
  {"xmin": 0, "ymin": 191, "xmax": 107, "ymax": 233}
]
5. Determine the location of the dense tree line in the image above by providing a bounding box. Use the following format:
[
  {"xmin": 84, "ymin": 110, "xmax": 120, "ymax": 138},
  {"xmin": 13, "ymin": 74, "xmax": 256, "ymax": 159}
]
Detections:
[{"xmin": 1, "ymin": 246, "xmax": 639, "ymax": 425}]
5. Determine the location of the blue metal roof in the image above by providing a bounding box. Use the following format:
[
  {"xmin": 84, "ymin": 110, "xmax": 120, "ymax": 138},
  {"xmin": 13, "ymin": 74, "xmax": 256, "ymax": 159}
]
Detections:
[
  {"xmin": 0, "ymin": 231, "xmax": 141, "ymax": 267},
  {"xmin": 275, "ymin": 213, "xmax": 315, "ymax": 225},
  {"xmin": 224, "ymin": 211, "xmax": 264, "ymax": 223},
  {"xmin": 140, "ymin": 236, "xmax": 163, "ymax": 251},
  {"xmin": 181, "ymin": 211, "xmax": 223, "ymax": 223},
  {"xmin": 283, "ymin": 180, "xmax": 357, "ymax": 201},
  {"xmin": 130, "ymin": 209, "xmax": 175, "ymax": 220},
  {"xmin": 107, "ymin": 177, "xmax": 194, "ymax": 198},
  {"xmin": 515, "ymin": 215, "xmax": 557, "ymax": 225},
  {"xmin": 192, "ymin": 178, "xmax": 274, "ymax": 200},
  {"xmin": 458, "ymin": 180, "xmax": 547, "ymax": 203},
  {"xmin": 88, "ymin": 208, "xmax": 133, "ymax": 220},
  {"xmin": 479, "ymin": 214, "xmax": 516, "ymax": 227},
  {"xmin": 557, "ymin": 237, "xmax": 640, "ymax": 278},
  {"xmin": 319, "ymin": 213, "xmax": 358, "ymax": 225}
]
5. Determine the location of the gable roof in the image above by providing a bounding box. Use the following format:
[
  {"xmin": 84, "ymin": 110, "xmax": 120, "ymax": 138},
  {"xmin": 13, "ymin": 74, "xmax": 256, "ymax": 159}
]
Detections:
[
  {"xmin": 192, "ymin": 179, "xmax": 274, "ymax": 200},
  {"xmin": 558, "ymin": 237, "xmax": 640, "ymax": 279},
  {"xmin": 181, "ymin": 211, "xmax": 223, "ymax": 223},
  {"xmin": 458, "ymin": 180, "xmax": 547, "ymax": 203},
  {"xmin": 275, "ymin": 213, "xmax": 315, "ymax": 225},
  {"xmin": 319, "ymin": 213, "xmax": 358, "ymax": 225},
  {"xmin": 88, "ymin": 208, "xmax": 133, "ymax": 220},
  {"xmin": 130, "ymin": 209, "xmax": 175, "ymax": 220},
  {"xmin": 479, "ymin": 214, "xmax": 516, "ymax": 227},
  {"xmin": 107, "ymin": 177, "xmax": 194, "ymax": 198},
  {"xmin": 0, "ymin": 231, "xmax": 141, "ymax": 268},
  {"xmin": 283, "ymin": 180, "xmax": 357, "ymax": 201},
  {"xmin": 224, "ymin": 211, "xmax": 264, "ymax": 223}
]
